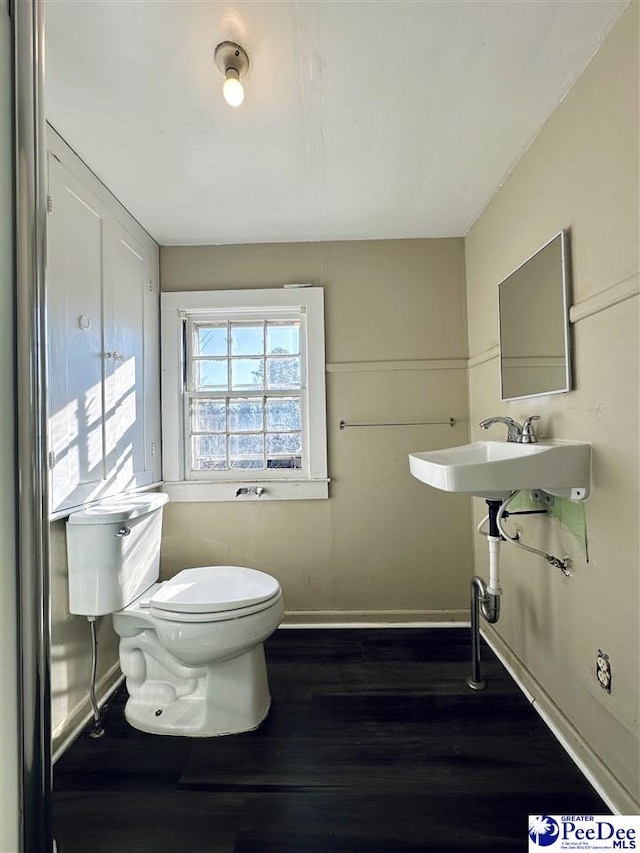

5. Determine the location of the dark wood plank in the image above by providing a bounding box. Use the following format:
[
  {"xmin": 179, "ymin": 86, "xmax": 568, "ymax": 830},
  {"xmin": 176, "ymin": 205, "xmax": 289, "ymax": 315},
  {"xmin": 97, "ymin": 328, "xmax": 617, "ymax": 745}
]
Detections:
[
  {"xmin": 232, "ymin": 790, "xmax": 606, "ymax": 852},
  {"xmin": 54, "ymin": 791, "xmax": 242, "ymax": 853}
]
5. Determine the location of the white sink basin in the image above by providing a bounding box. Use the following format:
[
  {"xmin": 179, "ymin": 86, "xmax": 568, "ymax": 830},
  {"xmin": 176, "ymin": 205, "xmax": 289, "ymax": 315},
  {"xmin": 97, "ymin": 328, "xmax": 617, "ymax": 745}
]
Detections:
[{"xmin": 409, "ymin": 440, "xmax": 591, "ymax": 501}]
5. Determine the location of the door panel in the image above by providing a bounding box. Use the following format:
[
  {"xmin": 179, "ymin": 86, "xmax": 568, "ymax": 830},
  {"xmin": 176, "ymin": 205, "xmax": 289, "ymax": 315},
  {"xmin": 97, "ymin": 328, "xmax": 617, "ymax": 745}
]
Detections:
[
  {"xmin": 47, "ymin": 153, "xmax": 107, "ymax": 511},
  {"xmin": 104, "ymin": 224, "xmax": 146, "ymax": 480}
]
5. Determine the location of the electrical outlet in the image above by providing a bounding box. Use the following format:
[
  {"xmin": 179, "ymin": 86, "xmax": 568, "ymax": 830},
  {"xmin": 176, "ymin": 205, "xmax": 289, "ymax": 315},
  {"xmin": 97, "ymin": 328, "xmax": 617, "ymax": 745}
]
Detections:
[{"xmin": 596, "ymin": 649, "xmax": 612, "ymax": 693}]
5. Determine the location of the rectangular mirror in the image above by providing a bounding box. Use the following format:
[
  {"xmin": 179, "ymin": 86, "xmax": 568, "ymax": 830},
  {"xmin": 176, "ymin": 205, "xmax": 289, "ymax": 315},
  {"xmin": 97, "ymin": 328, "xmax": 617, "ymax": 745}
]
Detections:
[{"xmin": 498, "ymin": 230, "xmax": 572, "ymax": 401}]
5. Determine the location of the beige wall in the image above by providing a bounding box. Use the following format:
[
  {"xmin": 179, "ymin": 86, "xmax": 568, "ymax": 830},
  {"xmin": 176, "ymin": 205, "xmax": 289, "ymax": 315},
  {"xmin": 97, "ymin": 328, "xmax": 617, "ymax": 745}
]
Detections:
[
  {"xmin": 465, "ymin": 1, "xmax": 639, "ymax": 811},
  {"xmin": 160, "ymin": 238, "xmax": 473, "ymax": 619}
]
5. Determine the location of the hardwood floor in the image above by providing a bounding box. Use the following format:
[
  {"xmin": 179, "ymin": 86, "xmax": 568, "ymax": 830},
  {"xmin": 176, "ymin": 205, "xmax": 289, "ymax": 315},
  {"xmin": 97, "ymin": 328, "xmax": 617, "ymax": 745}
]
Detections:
[{"xmin": 53, "ymin": 628, "xmax": 608, "ymax": 852}]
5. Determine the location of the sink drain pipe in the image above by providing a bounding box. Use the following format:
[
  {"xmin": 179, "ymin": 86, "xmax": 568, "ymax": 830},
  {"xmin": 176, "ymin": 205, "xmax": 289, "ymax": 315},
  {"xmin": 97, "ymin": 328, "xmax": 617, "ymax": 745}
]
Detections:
[{"xmin": 467, "ymin": 500, "xmax": 503, "ymax": 691}]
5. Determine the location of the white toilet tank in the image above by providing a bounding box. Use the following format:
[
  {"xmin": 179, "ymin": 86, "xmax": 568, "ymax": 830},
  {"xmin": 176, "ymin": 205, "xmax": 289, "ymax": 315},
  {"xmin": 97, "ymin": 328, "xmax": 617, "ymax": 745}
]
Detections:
[{"xmin": 66, "ymin": 492, "xmax": 169, "ymax": 616}]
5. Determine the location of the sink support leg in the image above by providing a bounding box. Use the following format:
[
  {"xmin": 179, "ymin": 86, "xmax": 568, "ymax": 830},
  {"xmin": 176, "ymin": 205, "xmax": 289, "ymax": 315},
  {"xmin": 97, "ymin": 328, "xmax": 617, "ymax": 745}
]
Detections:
[
  {"xmin": 467, "ymin": 576, "xmax": 487, "ymax": 690},
  {"xmin": 467, "ymin": 501, "xmax": 503, "ymax": 690}
]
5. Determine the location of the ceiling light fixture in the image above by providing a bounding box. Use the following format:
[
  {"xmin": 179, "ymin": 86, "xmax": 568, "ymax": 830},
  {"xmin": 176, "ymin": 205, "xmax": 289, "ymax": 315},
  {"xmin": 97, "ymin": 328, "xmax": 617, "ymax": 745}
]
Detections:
[{"xmin": 214, "ymin": 41, "xmax": 249, "ymax": 107}]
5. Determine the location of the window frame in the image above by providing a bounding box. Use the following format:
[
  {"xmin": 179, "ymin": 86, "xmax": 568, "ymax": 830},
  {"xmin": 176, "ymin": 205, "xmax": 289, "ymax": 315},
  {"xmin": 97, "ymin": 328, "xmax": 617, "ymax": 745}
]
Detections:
[{"xmin": 161, "ymin": 287, "xmax": 329, "ymax": 502}]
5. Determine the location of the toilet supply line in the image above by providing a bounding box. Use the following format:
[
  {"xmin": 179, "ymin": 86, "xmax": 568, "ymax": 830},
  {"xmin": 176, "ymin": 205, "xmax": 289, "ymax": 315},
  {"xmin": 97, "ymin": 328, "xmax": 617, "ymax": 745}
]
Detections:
[{"xmin": 87, "ymin": 617, "xmax": 105, "ymax": 739}]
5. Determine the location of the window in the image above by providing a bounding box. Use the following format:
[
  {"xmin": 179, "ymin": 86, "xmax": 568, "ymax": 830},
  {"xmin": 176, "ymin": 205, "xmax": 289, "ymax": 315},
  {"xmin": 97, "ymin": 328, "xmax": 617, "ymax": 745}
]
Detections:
[
  {"xmin": 161, "ymin": 288, "xmax": 328, "ymax": 501},
  {"xmin": 188, "ymin": 317, "xmax": 303, "ymax": 474}
]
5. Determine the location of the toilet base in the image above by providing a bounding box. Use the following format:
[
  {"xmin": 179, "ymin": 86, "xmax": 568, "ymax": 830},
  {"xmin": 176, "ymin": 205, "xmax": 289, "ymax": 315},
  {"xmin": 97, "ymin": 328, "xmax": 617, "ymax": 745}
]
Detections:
[{"xmin": 123, "ymin": 644, "xmax": 272, "ymax": 737}]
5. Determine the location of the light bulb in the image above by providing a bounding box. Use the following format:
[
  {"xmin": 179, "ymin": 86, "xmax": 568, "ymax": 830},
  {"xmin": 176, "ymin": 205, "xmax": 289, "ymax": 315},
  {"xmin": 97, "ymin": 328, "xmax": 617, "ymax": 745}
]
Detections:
[{"xmin": 223, "ymin": 70, "xmax": 244, "ymax": 107}]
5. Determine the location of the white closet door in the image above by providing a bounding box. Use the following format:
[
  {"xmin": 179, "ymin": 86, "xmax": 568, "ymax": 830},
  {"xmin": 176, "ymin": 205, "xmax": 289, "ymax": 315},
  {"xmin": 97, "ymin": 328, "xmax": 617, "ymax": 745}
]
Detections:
[
  {"xmin": 47, "ymin": 152, "xmax": 107, "ymax": 512},
  {"xmin": 47, "ymin": 127, "xmax": 161, "ymax": 516}
]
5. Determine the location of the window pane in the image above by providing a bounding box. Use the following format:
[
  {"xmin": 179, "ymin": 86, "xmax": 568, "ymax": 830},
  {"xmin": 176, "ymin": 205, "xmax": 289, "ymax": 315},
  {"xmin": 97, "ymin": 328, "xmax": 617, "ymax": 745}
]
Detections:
[
  {"xmin": 267, "ymin": 322, "xmax": 299, "ymax": 355},
  {"xmin": 267, "ymin": 457, "xmax": 302, "ymax": 469},
  {"xmin": 191, "ymin": 400, "xmax": 226, "ymax": 432},
  {"xmin": 195, "ymin": 359, "xmax": 228, "ymax": 390},
  {"xmin": 266, "ymin": 397, "xmax": 301, "ymax": 431},
  {"xmin": 231, "ymin": 358, "xmax": 264, "ymax": 390},
  {"xmin": 229, "ymin": 398, "xmax": 263, "ymax": 432},
  {"xmin": 266, "ymin": 433, "xmax": 302, "ymax": 455},
  {"xmin": 192, "ymin": 434, "xmax": 226, "ymax": 470},
  {"xmin": 231, "ymin": 324, "xmax": 264, "ymax": 356},
  {"xmin": 267, "ymin": 356, "xmax": 300, "ymax": 390},
  {"xmin": 229, "ymin": 433, "xmax": 264, "ymax": 469},
  {"xmin": 266, "ymin": 429, "xmax": 302, "ymax": 469},
  {"xmin": 195, "ymin": 325, "xmax": 227, "ymax": 357}
]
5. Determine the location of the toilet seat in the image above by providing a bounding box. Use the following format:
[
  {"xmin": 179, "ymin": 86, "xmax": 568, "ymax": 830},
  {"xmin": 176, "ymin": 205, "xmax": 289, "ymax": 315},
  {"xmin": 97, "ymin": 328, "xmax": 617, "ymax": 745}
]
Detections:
[{"xmin": 143, "ymin": 566, "xmax": 282, "ymax": 623}]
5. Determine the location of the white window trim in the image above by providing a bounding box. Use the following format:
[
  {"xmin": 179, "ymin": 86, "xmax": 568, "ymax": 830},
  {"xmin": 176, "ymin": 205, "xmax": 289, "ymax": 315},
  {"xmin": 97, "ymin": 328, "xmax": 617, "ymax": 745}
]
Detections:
[{"xmin": 161, "ymin": 287, "xmax": 329, "ymax": 502}]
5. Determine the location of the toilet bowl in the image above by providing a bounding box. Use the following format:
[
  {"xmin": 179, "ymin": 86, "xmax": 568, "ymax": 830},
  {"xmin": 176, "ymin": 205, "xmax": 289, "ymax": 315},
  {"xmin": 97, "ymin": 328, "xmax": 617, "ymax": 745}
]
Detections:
[
  {"xmin": 65, "ymin": 493, "xmax": 284, "ymax": 737},
  {"xmin": 113, "ymin": 566, "xmax": 284, "ymax": 736}
]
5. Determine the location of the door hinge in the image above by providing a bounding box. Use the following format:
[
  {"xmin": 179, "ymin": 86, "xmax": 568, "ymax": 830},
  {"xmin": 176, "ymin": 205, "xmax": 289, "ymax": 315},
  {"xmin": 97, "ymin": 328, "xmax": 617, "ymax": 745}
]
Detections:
[
  {"xmin": 46, "ymin": 195, "xmax": 54, "ymax": 215},
  {"xmin": 48, "ymin": 451, "xmax": 56, "ymax": 469}
]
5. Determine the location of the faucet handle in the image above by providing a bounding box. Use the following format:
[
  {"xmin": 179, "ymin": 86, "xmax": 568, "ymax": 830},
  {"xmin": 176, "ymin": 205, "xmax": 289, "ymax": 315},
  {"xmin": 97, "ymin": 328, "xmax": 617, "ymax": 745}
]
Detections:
[{"xmin": 521, "ymin": 415, "xmax": 540, "ymax": 443}]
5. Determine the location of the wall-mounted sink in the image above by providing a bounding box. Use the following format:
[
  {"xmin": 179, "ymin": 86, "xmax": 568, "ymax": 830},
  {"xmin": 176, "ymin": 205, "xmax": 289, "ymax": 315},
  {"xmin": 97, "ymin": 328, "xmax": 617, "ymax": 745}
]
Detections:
[{"xmin": 409, "ymin": 440, "xmax": 591, "ymax": 501}]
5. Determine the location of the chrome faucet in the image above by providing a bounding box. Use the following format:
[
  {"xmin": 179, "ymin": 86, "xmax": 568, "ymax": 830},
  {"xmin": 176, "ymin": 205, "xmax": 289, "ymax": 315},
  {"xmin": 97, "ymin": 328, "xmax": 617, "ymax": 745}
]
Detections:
[{"xmin": 479, "ymin": 415, "xmax": 540, "ymax": 443}]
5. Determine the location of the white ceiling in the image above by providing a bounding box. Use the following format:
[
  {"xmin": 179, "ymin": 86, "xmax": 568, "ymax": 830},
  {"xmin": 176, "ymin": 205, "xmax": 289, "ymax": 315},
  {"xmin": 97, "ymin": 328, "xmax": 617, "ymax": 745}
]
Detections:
[{"xmin": 45, "ymin": 0, "xmax": 628, "ymax": 246}]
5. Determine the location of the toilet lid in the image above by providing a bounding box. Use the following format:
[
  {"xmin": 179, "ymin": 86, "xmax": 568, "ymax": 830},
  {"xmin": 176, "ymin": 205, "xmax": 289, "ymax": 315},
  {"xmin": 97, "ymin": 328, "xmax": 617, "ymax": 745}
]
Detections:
[
  {"xmin": 150, "ymin": 566, "xmax": 280, "ymax": 615},
  {"xmin": 67, "ymin": 492, "xmax": 169, "ymax": 525}
]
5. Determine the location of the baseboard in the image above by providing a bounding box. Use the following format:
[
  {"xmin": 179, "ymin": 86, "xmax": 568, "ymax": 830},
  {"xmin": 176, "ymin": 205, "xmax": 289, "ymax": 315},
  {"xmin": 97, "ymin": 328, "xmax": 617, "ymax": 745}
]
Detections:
[
  {"xmin": 52, "ymin": 662, "xmax": 124, "ymax": 764},
  {"xmin": 282, "ymin": 609, "xmax": 469, "ymax": 628},
  {"xmin": 481, "ymin": 624, "xmax": 639, "ymax": 815}
]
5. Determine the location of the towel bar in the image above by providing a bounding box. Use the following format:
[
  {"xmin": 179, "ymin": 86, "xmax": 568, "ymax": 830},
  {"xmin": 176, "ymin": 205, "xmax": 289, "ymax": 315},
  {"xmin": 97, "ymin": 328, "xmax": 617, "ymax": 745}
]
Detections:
[{"xmin": 339, "ymin": 418, "xmax": 455, "ymax": 429}]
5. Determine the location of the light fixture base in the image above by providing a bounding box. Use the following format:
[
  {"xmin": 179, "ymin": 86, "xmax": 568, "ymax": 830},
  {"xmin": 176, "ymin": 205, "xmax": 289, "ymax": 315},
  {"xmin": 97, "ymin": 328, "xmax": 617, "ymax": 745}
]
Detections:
[{"xmin": 214, "ymin": 41, "xmax": 249, "ymax": 79}]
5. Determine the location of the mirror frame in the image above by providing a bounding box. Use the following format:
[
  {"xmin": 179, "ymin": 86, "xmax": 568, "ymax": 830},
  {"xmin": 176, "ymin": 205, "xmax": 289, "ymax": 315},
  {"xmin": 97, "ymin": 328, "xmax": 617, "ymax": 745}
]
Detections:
[{"xmin": 498, "ymin": 229, "xmax": 572, "ymax": 402}]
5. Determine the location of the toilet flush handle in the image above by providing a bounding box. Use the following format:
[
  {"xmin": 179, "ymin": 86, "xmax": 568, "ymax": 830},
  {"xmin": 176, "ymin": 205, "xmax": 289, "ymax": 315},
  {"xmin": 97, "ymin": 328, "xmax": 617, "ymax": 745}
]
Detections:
[{"xmin": 114, "ymin": 526, "xmax": 131, "ymax": 538}]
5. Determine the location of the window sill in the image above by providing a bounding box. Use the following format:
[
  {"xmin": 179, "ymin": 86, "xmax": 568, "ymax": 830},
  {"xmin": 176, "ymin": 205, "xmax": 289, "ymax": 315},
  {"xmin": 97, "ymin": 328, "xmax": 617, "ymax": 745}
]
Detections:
[{"xmin": 163, "ymin": 479, "xmax": 330, "ymax": 502}]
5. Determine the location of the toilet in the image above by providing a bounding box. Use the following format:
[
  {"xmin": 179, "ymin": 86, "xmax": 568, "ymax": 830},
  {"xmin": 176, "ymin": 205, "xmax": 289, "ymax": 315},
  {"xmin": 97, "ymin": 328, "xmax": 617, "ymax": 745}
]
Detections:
[{"xmin": 65, "ymin": 492, "xmax": 284, "ymax": 737}]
